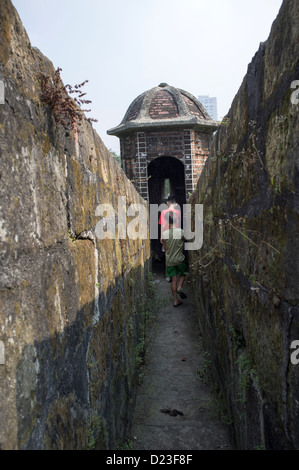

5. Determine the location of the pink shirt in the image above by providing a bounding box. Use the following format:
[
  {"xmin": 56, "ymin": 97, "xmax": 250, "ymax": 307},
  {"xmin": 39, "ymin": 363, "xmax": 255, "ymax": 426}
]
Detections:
[{"xmin": 159, "ymin": 208, "xmax": 181, "ymax": 233}]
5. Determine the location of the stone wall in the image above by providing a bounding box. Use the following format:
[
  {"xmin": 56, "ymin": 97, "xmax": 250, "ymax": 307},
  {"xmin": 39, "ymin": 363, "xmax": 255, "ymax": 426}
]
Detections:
[
  {"xmin": 0, "ymin": 0, "xmax": 150, "ymax": 450},
  {"xmin": 189, "ymin": 0, "xmax": 299, "ymax": 449}
]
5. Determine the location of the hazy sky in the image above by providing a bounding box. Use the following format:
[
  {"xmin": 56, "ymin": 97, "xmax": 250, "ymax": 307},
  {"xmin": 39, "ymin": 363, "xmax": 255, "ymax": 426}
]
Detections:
[{"xmin": 12, "ymin": 0, "xmax": 283, "ymax": 154}]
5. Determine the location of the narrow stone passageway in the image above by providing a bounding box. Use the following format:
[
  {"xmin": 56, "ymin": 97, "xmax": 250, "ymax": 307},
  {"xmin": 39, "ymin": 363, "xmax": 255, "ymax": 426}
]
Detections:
[{"xmin": 130, "ymin": 264, "xmax": 235, "ymax": 451}]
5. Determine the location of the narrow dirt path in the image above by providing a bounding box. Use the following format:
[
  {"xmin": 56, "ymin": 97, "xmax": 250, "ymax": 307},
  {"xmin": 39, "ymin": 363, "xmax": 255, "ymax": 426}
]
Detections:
[{"xmin": 131, "ymin": 264, "xmax": 235, "ymax": 451}]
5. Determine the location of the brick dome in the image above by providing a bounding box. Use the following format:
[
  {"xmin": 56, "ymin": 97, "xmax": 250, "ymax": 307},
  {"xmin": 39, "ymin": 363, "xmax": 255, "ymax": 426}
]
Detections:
[{"xmin": 107, "ymin": 83, "xmax": 218, "ymax": 136}]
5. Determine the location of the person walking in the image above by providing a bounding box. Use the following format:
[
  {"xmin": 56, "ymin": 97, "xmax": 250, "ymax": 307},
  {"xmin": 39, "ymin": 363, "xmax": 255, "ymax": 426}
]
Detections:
[
  {"xmin": 161, "ymin": 211, "xmax": 187, "ymax": 307},
  {"xmin": 159, "ymin": 195, "xmax": 181, "ymax": 282},
  {"xmin": 160, "ymin": 194, "xmax": 181, "ymax": 234}
]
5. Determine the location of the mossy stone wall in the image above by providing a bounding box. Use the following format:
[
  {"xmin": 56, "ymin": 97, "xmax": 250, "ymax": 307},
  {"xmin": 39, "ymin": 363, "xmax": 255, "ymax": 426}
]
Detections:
[
  {"xmin": 189, "ymin": 0, "xmax": 299, "ymax": 449},
  {"xmin": 0, "ymin": 0, "xmax": 150, "ymax": 450}
]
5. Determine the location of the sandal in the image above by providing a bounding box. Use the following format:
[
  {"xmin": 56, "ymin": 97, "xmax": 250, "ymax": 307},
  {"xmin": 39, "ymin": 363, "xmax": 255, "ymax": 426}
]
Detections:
[{"xmin": 177, "ymin": 289, "xmax": 187, "ymax": 299}]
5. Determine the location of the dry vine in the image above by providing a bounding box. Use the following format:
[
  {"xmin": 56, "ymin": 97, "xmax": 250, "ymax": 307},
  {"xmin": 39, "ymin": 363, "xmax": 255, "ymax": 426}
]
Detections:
[{"xmin": 39, "ymin": 67, "xmax": 98, "ymax": 131}]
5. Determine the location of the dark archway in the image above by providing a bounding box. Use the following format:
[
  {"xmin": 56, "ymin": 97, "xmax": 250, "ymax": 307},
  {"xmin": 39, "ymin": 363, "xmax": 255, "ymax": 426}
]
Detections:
[
  {"xmin": 148, "ymin": 156, "xmax": 186, "ymax": 260},
  {"xmin": 148, "ymin": 156, "xmax": 186, "ymax": 207}
]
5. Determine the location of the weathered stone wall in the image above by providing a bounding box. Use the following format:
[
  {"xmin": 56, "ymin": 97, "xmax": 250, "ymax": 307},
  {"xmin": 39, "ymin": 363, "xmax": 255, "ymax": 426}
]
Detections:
[
  {"xmin": 0, "ymin": 0, "xmax": 150, "ymax": 450},
  {"xmin": 190, "ymin": 0, "xmax": 299, "ymax": 449}
]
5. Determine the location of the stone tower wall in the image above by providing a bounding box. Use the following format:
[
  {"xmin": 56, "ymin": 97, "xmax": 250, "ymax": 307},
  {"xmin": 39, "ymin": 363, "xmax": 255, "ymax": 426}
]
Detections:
[{"xmin": 120, "ymin": 128, "xmax": 211, "ymax": 201}]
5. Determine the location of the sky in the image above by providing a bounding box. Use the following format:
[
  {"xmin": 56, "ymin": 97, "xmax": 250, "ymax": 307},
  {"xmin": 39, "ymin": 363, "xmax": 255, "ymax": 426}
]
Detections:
[{"xmin": 12, "ymin": 0, "xmax": 284, "ymax": 155}]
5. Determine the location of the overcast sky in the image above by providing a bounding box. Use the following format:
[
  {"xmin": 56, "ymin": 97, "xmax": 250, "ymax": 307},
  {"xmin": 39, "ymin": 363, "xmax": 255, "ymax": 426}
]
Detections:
[{"xmin": 12, "ymin": 0, "xmax": 283, "ymax": 154}]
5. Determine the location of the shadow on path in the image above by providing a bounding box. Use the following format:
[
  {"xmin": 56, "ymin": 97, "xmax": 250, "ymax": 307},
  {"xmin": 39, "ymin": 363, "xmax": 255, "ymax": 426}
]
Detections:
[{"xmin": 131, "ymin": 263, "xmax": 235, "ymax": 451}]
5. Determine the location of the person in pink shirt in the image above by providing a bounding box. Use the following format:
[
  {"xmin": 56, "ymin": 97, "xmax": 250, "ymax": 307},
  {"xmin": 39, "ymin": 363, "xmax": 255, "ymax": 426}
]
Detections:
[{"xmin": 159, "ymin": 195, "xmax": 181, "ymax": 234}]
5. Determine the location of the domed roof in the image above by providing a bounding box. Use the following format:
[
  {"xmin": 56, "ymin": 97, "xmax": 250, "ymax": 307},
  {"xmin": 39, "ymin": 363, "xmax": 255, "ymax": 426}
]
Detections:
[{"xmin": 107, "ymin": 83, "xmax": 219, "ymax": 136}]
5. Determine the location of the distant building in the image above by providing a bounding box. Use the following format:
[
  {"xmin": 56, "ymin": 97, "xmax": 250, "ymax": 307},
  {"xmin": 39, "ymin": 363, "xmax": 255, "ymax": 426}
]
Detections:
[{"xmin": 198, "ymin": 95, "xmax": 218, "ymax": 121}]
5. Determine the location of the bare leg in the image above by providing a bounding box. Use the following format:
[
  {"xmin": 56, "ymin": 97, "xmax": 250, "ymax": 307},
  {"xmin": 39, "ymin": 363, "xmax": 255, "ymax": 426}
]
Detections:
[
  {"xmin": 177, "ymin": 275, "xmax": 185, "ymax": 291},
  {"xmin": 177, "ymin": 276, "xmax": 187, "ymax": 299},
  {"xmin": 171, "ymin": 275, "xmax": 181, "ymax": 306}
]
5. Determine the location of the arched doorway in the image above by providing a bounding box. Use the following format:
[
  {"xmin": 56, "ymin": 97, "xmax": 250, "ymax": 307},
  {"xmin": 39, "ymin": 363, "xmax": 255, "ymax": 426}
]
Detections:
[
  {"xmin": 148, "ymin": 156, "xmax": 186, "ymax": 207},
  {"xmin": 148, "ymin": 156, "xmax": 186, "ymax": 260}
]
